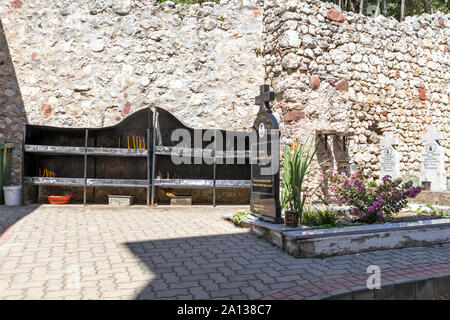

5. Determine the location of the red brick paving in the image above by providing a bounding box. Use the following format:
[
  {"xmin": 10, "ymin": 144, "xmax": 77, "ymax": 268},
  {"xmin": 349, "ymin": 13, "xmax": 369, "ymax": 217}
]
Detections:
[{"xmin": 260, "ymin": 262, "xmax": 450, "ymax": 300}]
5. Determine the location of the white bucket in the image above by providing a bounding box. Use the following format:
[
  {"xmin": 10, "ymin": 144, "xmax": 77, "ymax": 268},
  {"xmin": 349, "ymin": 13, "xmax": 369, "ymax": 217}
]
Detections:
[{"xmin": 3, "ymin": 186, "xmax": 22, "ymax": 206}]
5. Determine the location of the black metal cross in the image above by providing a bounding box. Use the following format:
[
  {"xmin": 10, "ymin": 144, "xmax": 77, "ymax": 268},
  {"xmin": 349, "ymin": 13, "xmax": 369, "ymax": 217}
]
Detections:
[{"xmin": 255, "ymin": 84, "xmax": 275, "ymax": 113}]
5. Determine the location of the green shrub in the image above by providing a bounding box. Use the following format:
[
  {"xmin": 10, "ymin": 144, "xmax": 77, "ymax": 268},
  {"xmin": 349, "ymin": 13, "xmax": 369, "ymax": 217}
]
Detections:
[
  {"xmin": 326, "ymin": 170, "xmax": 421, "ymax": 224},
  {"xmin": 416, "ymin": 203, "xmax": 450, "ymax": 217},
  {"xmin": 401, "ymin": 170, "xmax": 420, "ymax": 187},
  {"xmin": 280, "ymin": 138, "xmax": 321, "ymax": 222},
  {"xmin": 232, "ymin": 209, "xmax": 251, "ymax": 226},
  {"xmin": 303, "ymin": 209, "xmax": 337, "ymax": 228}
]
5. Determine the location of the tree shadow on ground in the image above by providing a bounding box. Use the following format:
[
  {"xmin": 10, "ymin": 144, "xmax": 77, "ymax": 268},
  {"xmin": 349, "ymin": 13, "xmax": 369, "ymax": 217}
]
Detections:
[
  {"xmin": 125, "ymin": 232, "xmax": 313, "ymax": 300},
  {"xmin": 0, "ymin": 205, "xmax": 40, "ymax": 246}
]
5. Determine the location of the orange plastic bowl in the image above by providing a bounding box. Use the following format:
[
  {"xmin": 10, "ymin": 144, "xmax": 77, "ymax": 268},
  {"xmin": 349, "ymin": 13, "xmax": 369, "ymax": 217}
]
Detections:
[{"xmin": 46, "ymin": 194, "xmax": 72, "ymax": 205}]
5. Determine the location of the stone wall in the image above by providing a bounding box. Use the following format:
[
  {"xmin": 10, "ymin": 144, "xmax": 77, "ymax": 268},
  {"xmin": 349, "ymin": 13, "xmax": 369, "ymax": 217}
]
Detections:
[
  {"xmin": 0, "ymin": 0, "xmax": 265, "ymax": 184},
  {"xmin": 263, "ymin": 0, "xmax": 449, "ymax": 186},
  {"xmin": 1, "ymin": 0, "xmax": 449, "ymax": 191}
]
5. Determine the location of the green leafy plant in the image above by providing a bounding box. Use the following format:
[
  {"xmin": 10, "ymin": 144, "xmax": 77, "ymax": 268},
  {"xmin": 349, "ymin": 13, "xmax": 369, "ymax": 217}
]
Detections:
[
  {"xmin": 303, "ymin": 209, "xmax": 338, "ymax": 228},
  {"xmin": 232, "ymin": 209, "xmax": 251, "ymax": 226},
  {"xmin": 416, "ymin": 203, "xmax": 450, "ymax": 217},
  {"xmin": 401, "ymin": 170, "xmax": 420, "ymax": 187},
  {"xmin": 281, "ymin": 139, "xmax": 322, "ymax": 223}
]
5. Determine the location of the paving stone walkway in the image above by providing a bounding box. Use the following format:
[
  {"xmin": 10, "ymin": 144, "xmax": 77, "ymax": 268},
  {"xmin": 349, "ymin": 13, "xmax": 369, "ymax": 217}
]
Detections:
[{"xmin": 0, "ymin": 205, "xmax": 449, "ymax": 300}]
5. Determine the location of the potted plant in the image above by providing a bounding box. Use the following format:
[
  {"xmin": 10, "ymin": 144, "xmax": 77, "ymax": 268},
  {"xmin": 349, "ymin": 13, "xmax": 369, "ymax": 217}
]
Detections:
[{"xmin": 281, "ymin": 139, "xmax": 321, "ymax": 227}]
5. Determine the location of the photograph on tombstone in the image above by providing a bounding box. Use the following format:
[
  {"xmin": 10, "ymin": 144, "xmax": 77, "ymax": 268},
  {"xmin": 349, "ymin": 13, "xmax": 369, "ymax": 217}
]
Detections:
[{"xmin": 0, "ymin": 0, "xmax": 449, "ymax": 304}]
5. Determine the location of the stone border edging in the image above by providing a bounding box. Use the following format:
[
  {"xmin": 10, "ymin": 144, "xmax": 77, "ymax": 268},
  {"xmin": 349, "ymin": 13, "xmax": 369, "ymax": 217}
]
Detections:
[
  {"xmin": 249, "ymin": 217, "xmax": 450, "ymax": 240},
  {"xmin": 321, "ymin": 272, "xmax": 450, "ymax": 300},
  {"xmin": 260, "ymin": 262, "xmax": 450, "ymax": 300},
  {"xmin": 248, "ymin": 217, "xmax": 450, "ymax": 258}
]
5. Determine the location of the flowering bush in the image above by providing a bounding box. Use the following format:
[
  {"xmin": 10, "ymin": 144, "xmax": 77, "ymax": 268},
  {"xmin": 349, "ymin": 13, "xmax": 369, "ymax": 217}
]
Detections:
[{"xmin": 325, "ymin": 169, "xmax": 421, "ymax": 224}]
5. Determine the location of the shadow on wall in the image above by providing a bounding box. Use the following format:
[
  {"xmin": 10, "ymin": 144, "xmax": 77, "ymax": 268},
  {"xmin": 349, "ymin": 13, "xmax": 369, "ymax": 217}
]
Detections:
[{"xmin": 0, "ymin": 18, "xmax": 27, "ymax": 185}]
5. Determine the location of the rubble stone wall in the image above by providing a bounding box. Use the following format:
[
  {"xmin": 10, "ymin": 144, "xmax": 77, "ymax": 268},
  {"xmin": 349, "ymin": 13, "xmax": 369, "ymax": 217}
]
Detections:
[
  {"xmin": 1, "ymin": 0, "xmax": 449, "ymax": 190},
  {"xmin": 0, "ymin": 0, "xmax": 264, "ymax": 184},
  {"xmin": 264, "ymin": 0, "xmax": 449, "ymax": 185}
]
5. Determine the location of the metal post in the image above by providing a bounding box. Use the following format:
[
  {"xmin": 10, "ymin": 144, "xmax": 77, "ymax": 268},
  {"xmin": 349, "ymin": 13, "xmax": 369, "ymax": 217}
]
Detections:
[
  {"xmin": 146, "ymin": 128, "xmax": 150, "ymax": 206},
  {"xmin": 84, "ymin": 129, "xmax": 88, "ymax": 206},
  {"xmin": 343, "ymin": 136, "xmax": 347, "ymax": 153},
  {"xmin": 21, "ymin": 125, "xmax": 26, "ymax": 205},
  {"xmin": 323, "ymin": 134, "xmax": 329, "ymax": 203},
  {"xmin": 151, "ymin": 111, "xmax": 157, "ymax": 206},
  {"xmin": 213, "ymin": 130, "xmax": 216, "ymax": 207}
]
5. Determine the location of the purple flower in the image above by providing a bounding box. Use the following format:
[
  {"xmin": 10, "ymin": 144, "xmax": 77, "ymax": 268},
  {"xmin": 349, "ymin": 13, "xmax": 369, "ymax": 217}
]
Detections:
[
  {"xmin": 408, "ymin": 187, "xmax": 422, "ymax": 198},
  {"xmin": 382, "ymin": 175, "xmax": 392, "ymax": 183},
  {"xmin": 353, "ymin": 179, "xmax": 362, "ymax": 187},
  {"xmin": 368, "ymin": 206, "xmax": 375, "ymax": 213},
  {"xmin": 377, "ymin": 211, "xmax": 384, "ymax": 218},
  {"xmin": 359, "ymin": 186, "xmax": 366, "ymax": 193},
  {"xmin": 359, "ymin": 213, "xmax": 366, "ymax": 219},
  {"xmin": 373, "ymin": 201, "xmax": 381, "ymax": 209}
]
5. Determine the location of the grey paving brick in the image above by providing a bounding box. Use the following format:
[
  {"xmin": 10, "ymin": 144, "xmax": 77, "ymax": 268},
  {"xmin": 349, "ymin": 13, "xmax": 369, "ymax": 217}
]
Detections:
[{"xmin": 0, "ymin": 205, "xmax": 448, "ymax": 300}]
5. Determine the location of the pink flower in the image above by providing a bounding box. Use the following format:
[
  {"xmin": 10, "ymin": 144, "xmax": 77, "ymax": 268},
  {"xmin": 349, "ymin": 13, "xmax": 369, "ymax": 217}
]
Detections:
[
  {"xmin": 326, "ymin": 168, "xmax": 338, "ymax": 177},
  {"xmin": 350, "ymin": 171, "xmax": 359, "ymax": 179},
  {"xmin": 377, "ymin": 211, "xmax": 384, "ymax": 218},
  {"xmin": 359, "ymin": 213, "xmax": 366, "ymax": 219}
]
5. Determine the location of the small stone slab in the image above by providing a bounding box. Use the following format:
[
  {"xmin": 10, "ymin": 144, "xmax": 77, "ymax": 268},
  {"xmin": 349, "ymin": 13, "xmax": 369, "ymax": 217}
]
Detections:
[
  {"xmin": 108, "ymin": 195, "xmax": 133, "ymax": 206},
  {"xmin": 170, "ymin": 196, "xmax": 192, "ymax": 206},
  {"xmin": 246, "ymin": 215, "xmax": 311, "ymax": 232}
]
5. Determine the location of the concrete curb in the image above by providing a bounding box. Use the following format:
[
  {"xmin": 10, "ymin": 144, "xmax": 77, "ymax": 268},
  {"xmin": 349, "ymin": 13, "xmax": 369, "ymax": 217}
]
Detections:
[
  {"xmin": 248, "ymin": 217, "xmax": 450, "ymax": 258},
  {"xmin": 313, "ymin": 272, "xmax": 450, "ymax": 300}
]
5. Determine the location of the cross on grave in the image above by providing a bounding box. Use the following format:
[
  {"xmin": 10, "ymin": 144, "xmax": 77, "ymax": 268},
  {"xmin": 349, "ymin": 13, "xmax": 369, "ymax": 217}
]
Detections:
[
  {"xmin": 380, "ymin": 132, "xmax": 401, "ymax": 179},
  {"xmin": 422, "ymin": 125, "xmax": 444, "ymax": 145},
  {"xmin": 380, "ymin": 132, "xmax": 399, "ymax": 149},
  {"xmin": 420, "ymin": 125, "xmax": 446, "ymax": 191},
  {"xmin": 250, "ymin": 84, "xmax": 283, "ymax": 224},
  {"xmin": 255, "ymin": 84, "xmax": 275, "ymax": 113}
]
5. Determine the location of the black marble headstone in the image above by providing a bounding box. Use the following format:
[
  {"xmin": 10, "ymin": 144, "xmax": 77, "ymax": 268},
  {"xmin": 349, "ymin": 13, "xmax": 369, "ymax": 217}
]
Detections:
[{"xmin": 250, "ymin": 85, "xmax": 283, "ymax": 224}]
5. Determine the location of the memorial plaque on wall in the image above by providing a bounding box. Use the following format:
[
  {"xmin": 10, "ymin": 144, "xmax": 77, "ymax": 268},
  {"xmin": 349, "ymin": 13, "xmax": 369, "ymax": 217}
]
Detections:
[
  {"xmin": 250, "ymin": 85, "xmax": 283, "ymax": 224},
  {"xmin": 420, "ymin": 125, "xmax": 446, "ymax": 191},
  {"xmin": 380, "ymin": 132, "xmax": 400, "ymax": 178}
]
